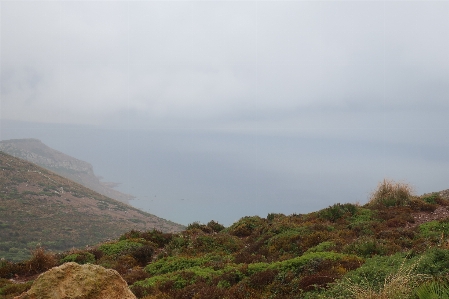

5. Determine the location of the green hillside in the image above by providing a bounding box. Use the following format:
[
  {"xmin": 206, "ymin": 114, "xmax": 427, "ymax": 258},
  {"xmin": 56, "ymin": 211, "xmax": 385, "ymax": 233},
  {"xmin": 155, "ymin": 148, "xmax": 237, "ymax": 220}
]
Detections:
[
  {"xmin": 0, "ymin": 151, "xmax": 184, "ymax": 262},
  {"xmin": 2, "ymin": 180, "xmax": 449, "ymax": 298}
]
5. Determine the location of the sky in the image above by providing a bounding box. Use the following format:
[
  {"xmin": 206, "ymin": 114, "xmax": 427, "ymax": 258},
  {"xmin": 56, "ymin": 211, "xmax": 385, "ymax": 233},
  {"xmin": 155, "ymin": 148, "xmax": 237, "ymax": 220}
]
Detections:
[{"xmin": 1, "ymin": 1, "xmax": 449, "ymax": 226}]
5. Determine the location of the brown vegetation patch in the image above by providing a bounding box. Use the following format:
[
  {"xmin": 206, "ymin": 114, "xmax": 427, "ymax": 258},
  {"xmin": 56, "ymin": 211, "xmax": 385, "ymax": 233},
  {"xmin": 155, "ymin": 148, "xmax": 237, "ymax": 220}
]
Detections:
[{"xmin": 406, "ymin": 206, "xmax": 449, "ymax": 228}]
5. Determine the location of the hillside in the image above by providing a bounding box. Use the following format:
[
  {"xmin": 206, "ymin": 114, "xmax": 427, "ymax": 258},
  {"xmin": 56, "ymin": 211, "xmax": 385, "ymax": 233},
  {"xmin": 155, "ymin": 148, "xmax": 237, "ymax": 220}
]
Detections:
[
  {"xmin": 0, "ymin": 138, "xmax": 133, "ymax": 204},
  {"xmin": 2, "ymin": 181, "xmax": 449, "ymax": 299},
  {"xmin": 0, "ymin": 151, "xmax": 184, "ymax": 262}
]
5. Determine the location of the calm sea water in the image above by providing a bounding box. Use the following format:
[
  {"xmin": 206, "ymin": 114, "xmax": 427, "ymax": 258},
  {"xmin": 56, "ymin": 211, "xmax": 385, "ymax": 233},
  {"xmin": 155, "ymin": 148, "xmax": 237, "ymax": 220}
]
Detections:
[{"xmin": 1, "ymin": 119, "xmax": 448, "ymax": 226}]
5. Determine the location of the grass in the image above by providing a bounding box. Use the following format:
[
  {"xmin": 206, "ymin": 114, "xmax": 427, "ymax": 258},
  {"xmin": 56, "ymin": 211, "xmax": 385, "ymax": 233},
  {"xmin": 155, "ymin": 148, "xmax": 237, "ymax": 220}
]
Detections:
[
  {"xmin": 345, "ymin": 258, "xmax": 428, "ymax": 299},
  {"xmin": 1, "ymin": 179, "xmax": 449, "ymax": 299},
  {"xmin": 368, "ymin": 179, "xmax": 415, "ymax": 207}
]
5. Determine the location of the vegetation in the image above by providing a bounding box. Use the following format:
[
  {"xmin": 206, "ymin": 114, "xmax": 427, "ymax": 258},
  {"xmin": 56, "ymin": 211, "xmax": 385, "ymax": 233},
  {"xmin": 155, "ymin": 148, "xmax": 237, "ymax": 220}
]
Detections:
[
  {"xmin": 0, "ymin": 151, "xmax": 184, "ymax": 262},
  {"xmin": 2, "ymin": 179, "xmax": 449, "ymax": 298},
  {"xmin": 368, "ymin": 179, "xmax": 415, "ymax": 207}
]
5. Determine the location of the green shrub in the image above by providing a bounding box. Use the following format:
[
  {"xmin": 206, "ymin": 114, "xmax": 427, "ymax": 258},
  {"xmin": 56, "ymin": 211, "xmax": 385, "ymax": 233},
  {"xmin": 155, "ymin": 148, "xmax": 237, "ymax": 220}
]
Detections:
[
  {"xmin": 267, "ymin": 213, "xmax": 286, "ymax": 222},
  {"xmin": 60, "ymin": 252, "xmax": 95, "ymax": 264},
  {"xmin": 415, "ymin": 248, "xmax": 449, "ymax": 276},
  {"xmin": 119, "ymin": 229, "xmax": 173, "ymax": 248},
  {"xmin": 348, "ymin": 208, "xmax": 374, "ymax": 228},
  {"xmin": 227, "ymin": 216, "xmax": 266, "ymax": 237},
  {"xmin": 319, "ymin": 203, "xmax": 358, "ymax": 222},
  {"xmin": 99, "ymin": 240, "xmax": 143, "ymax": 257},
  {"xmin": 0, "ymin": 280, "xmax": 32, "ymax": 296},
  {"xmin": 207, "ymin": 220, "xmax": 225, "ymax": 233},
  {"xmin": 145, "ymin": 256, "xmax": 216, "ymax": 275},
  {"xmin": 343, "ymin": 238, "xmax": 389, "ymax": 258},
  {"xmin": 344, "ymin": 257, "xmax": 427, "ymax": 299},
  {"xmin": 421, "ymin": 193, "xmax": 440, "ymax": 205},
  {"xmin": 130, "ymin": 244, "xmax": 155, "ymax": 266},
  {"xmin": 191, "ymin": 234, "xmax": 242, "ymax": 254},
  {"xmin": 339, "ymin": 253, "xmax": 416, "ymax": 292},
  {"xmin": 247, "ymin": 252, "xmax": 361, "ymax": 276},
  {"xmin": 187, "ymin": 222, "xmax": 211, "ymax": 233},
  {"xmin": 305, "ymin": 241, "xmax": 336, "ymax": 254},
  {"xmin": 137, "ymin": 266, "xmax": 223, "ymax": 289},
  {"xmin": 267, "ymin": 229, "xmax": 304, "ymax": 254},
  {"xmin": 419, "ymin": 221, "xmax": 449, "ymax": 244}
]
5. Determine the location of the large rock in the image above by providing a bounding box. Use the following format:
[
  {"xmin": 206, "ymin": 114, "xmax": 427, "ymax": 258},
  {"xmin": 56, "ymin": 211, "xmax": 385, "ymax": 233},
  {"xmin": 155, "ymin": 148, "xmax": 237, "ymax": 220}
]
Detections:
[{"xmin": 15, "ymin": 262, "xmax": 136, "ymax": 299}]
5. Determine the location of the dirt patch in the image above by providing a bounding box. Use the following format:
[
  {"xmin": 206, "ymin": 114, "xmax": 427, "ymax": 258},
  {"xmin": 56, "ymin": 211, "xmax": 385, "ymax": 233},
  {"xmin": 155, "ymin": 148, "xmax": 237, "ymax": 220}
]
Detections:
[{"xmin": 406, "ymin": 206, "xmax": 449, "ymax": 228}]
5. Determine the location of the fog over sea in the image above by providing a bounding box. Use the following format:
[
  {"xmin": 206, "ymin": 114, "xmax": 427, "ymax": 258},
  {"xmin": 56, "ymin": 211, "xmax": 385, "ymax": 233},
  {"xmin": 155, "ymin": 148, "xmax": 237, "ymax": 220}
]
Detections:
[
  {"xmin": 1, "ymin": 119, "xmax": 448, "ymax": 226},
  {"xmin": 2, "ymin": 1, "xmax": 449, "ymax": 225}
]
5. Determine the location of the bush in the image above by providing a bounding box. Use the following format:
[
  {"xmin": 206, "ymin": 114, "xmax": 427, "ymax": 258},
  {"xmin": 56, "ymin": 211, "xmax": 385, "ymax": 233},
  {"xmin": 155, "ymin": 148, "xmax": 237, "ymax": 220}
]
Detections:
[
  {"xmin": 305, "ymin": 241, "xmax": 336, "ymax": 254},
  {"xmin": 120, "ymin": 230, "xmax": 173, "ymax": 248},
  {"xmin": 207, "ymin": 220, "xmax": 225, "ymax": 233},
  {"xmin": 227, "ymin": 216, "xmax": 266, "ymax": 237},
  {"xmin": 418, "ymin": 221, "xmax": 449, "ymax": 242},
  {"xmin": 25, "ymin": 247, "xmax": 57, "ymax": 274},
  {"xmin": 186, "ymin": 222, "xmax": 213, "ymax": 233},
  {"xmin": 342, "ymin": 238, "xmax": 390, "ymax": 258},
  {"xmin": 131, "ymin": 244, "xmax": 155, "ymax": 266},
  {"xmin": 0, "ymin": 260, "xmax": 25, "ymax": 279},
  {"xmin": 368, "ymin": 179, "xmax": 415, "ymax": 207},
  {"xmin": 410, "ymin": 198, "xmax": 437, "ymax": 212},
  {"xmin": 421, "ymin": 193, "xmax": 440, "ymax": 205},
  {"xmin": 0, "ymin": 280, "xmax": 33, "ymax": 297},
  {"xmin": 267, "ymin": 229, "xmax": 304, "ymax": 254},
  {"xmin": 248, "ymin": 269, "xmax": 278, "ymax": 289},
  {"xmin": 319, "ymin": 203, "xmax": 358, "ymax": 222},
  {"xmin": 123, "ymin": 266, "xmax": 150, "ymax": 285},
  {"xmin": 99, "ymin": 240, "xmax": 143, "ymax": 257},
  {"xmin": 145, "ymin": 256, "xmax": 222, "ymax": 275},
  {"xmin": 60, "ymin": 252, "xmax": 95, "ymax": 264},
  {"xmin": 345, "ymin": 257, "xmax": 427, "ymax": 299},
  {"xmin": 415, "ymin": 248, "xmax": 449, "ymax": 276}
]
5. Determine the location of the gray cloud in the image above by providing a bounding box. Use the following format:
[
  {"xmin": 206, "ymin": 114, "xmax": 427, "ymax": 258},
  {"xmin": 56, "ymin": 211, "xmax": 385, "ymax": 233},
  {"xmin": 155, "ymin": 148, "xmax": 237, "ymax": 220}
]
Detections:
[{"xmin": 2, "ymin": 1, "xmax": 448, "ymax": 127}]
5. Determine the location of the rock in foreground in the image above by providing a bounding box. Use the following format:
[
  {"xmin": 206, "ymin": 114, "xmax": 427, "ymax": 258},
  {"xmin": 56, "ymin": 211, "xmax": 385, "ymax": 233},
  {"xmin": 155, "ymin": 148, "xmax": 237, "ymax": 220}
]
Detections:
[{"xmin": 15, "ymin": 262, "xmax": 136, "ymax": 299}]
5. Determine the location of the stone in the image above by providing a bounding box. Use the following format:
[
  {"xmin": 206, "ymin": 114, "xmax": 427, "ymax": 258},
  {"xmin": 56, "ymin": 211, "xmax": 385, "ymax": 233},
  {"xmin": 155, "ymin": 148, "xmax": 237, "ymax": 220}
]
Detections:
[{"xmin": 15, "ymin": 262, "xmax": 136, "ymax": 299}]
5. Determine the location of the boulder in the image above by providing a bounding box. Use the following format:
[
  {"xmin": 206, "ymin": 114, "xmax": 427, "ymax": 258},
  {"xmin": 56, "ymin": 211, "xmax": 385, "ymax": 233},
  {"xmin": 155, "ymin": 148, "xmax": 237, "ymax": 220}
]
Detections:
[{"xmin": 15, "ymin": 262, "xmax": 136, "ymax": 299}]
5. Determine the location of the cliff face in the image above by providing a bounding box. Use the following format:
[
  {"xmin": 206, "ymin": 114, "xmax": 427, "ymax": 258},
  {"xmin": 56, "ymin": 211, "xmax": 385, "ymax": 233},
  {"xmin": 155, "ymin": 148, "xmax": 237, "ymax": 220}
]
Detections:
[{"xmin": 0, "ymin": 138, "xmax": 133, "ymax": 204}]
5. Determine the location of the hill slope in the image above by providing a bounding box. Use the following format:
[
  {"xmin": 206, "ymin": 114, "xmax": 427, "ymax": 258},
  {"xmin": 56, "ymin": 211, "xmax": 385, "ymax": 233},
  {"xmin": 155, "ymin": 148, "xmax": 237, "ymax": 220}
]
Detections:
[
  {"xmin": 0, "ymin": 151, "xmax": 184, "ymax": 261},
  {"xmin": 2, "ymin": 183, "xmax": 449, "ymax": 298},
  {"xmin": 0, "ymin": 138, "xmax": 133, "ymax": 204}
]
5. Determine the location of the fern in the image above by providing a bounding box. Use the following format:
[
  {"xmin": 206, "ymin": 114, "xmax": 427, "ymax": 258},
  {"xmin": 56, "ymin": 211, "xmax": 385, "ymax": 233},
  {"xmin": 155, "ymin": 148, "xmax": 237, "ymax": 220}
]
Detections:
[{"xmin": 416, "ymin": 280, "xmax": 449, "ymax": 299}]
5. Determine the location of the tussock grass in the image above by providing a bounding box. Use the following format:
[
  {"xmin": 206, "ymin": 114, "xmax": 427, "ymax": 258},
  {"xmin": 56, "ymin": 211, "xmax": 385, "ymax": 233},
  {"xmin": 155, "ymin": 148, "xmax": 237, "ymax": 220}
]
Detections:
[
  {"xmin": 346, "ymin": 258, "xmax": 429, "ymax": 299},
  {"xmin": 368, "ymin": 179, "xmax": 415, "ymax": 207}
]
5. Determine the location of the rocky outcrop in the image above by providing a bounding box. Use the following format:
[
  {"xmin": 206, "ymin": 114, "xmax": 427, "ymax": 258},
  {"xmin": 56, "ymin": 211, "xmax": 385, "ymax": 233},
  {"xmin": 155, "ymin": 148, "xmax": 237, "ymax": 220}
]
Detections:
[{"xmin": 15, "ymin": 262, "xmax": 136, "ymax": 299}]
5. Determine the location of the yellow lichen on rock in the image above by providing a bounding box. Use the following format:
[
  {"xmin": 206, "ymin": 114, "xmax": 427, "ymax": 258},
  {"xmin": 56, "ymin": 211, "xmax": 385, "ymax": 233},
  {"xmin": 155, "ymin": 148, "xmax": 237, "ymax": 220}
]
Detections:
[{"xmin": 15, "ymin": 262, "xmax": 136, "ymax": 299}]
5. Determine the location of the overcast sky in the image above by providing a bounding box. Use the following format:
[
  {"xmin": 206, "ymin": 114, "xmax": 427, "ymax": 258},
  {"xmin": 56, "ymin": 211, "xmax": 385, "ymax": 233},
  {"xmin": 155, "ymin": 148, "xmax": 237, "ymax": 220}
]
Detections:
[{"xmin": 1, "ymin": 1, "xmax": 449, "ymax": 225}]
